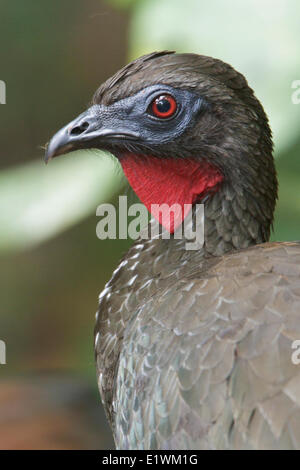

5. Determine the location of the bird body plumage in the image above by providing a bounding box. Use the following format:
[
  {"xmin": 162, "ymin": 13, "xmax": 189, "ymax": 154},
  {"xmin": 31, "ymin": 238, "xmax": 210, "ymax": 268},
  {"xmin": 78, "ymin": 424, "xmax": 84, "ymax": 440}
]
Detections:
[{"xmin": 95, "ymin": 232, "xmax": 300, "ymax": 449}]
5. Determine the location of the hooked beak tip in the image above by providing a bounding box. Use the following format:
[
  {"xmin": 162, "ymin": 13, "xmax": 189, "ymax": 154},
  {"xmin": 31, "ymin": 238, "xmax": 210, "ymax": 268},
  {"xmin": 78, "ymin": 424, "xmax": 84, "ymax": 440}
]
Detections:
[
  {"xmin": 44, "ymin": 145, "xmax": 52, "ymax": 164},
  {"xmin": 44, "ymin": 128, "xmax": 75, "ymax": 163},
  {"xmin": 44, "ymin": 108, "xmax": 98, "ymax": 163}
]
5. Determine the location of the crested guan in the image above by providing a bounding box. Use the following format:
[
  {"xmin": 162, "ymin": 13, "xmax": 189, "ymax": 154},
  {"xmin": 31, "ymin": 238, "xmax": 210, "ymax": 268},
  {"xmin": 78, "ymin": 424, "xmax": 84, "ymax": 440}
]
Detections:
[{"xmin": 46, "ymin": 52, "xmax": 300, "ymax": 450}]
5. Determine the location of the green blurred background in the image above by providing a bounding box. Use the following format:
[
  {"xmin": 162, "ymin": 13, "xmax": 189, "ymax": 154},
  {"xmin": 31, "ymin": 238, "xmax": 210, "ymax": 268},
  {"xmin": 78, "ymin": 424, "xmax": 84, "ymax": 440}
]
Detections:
[{"xmin": 0, "ymin": 0, "xmax": 299, "ymax": 449}]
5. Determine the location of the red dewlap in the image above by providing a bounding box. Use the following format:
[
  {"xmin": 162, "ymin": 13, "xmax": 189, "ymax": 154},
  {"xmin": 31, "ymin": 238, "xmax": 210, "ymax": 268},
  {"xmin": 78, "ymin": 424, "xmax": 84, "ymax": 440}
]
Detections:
[{"xmin": 120, "ymin": 153, "xmax": 223, "ymax": 233}]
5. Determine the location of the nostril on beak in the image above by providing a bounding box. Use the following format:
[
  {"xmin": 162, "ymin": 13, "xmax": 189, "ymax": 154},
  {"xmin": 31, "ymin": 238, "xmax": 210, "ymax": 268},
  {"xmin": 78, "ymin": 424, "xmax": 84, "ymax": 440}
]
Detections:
[{"xmin": 69, "ymin": 121, "xmax": 89, "ymax": 136}]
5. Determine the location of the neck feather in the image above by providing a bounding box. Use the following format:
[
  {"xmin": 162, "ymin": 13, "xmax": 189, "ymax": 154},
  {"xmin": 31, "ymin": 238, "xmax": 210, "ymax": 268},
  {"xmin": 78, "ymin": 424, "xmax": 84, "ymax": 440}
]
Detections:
[{"xmin": 120, "ymin": 152, "xmax": 275, "ymax": 258}]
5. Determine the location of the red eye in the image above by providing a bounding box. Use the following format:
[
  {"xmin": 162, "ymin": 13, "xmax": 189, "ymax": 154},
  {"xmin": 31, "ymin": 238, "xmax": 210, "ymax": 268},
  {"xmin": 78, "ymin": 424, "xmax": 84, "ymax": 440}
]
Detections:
[{"xmin": 151, "ymin": 94, "xmax": 177, "ymax": 118}]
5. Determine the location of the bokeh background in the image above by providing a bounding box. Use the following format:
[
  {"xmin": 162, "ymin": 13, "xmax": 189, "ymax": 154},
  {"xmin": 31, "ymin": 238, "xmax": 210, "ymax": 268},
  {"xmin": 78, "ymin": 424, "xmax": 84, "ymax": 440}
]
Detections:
[{"xmin": 0, "ymin": 0, "xmax": 299, "ymax": 449}]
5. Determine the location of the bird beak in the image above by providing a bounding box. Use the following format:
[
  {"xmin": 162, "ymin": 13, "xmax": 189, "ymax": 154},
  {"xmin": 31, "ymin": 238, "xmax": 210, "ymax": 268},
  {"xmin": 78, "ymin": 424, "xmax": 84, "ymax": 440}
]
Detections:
[{"xmin": 45, "ymin": 106, "xmax": 139, "ymax": 163}]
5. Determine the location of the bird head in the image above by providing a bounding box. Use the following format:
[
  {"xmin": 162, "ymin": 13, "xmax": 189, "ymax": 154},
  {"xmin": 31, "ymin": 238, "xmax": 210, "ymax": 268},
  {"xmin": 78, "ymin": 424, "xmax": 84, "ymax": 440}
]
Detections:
[{"xmin": 46, "ymin": 51, "xmax": 277, "ymax": 236}]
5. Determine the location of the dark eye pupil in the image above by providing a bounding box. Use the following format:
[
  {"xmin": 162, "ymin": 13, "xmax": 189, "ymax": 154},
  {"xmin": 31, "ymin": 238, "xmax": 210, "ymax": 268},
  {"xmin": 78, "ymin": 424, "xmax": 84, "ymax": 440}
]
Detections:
[{"xmin": 156, "ymin": 97, "xmax": 171, "ymax": 113}]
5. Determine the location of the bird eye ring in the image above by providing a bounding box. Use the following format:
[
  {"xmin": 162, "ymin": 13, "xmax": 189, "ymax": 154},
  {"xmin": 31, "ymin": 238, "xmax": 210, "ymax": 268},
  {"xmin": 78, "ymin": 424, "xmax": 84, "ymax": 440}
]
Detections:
[{"xmin": 150, "ymin": 94, "xmax": 177, "ymax": 119}]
